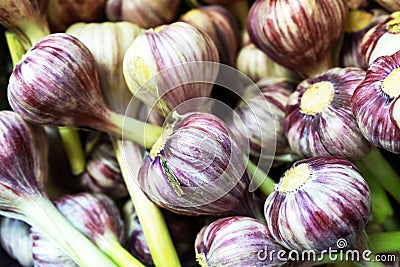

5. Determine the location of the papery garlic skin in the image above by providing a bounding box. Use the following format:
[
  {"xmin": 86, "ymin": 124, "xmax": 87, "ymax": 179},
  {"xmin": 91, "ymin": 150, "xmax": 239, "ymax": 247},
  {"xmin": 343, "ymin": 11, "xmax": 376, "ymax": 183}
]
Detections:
[
  {"xmin": 361, "ymin": 12, "xmax": 400, "ymax": 66},
  {"xmin": 181, "ymin": 5, "xmax": 240, "ymax": 66},
  {"xmin": 0, "ymin": 217, "xmax": 33, "ymax": 267},
  {"xmin": 284, "ymin": 67, "xmax": 371, "ymax": 160},
  {"xmin": 7, "ymin": 33, "xmax": 110, "ymax": 128},
  {"xmin": 123, "ymin": 22, "xmax": 220, "ymax": 115},
  {"xmin": 195, "ymin": 216, "xmax": 288, "ymax": 267},
  {"xmin": 66, "ymin": 22, "xmax": 143, "ymax": 114},
  {"xmin": 248, "ymin": 0, "xmax": 347, "ymax": 77},
  {"xmin": 0, "ymin": 0, "xmax": 49, "ymax": 50},
  {"xmin": 340, "ymin": 9, "xmax": 388, "ymax": 69},
  {"xmin": 106, "ymin": 0, "xmax": 181, "ymax": 29},
  {"xmin": 47, "ymin": 0, "xmax": 105, "ymax": 32},
  {"xmin": 0, "ymin": 111, "xmax": 48, "ymax": 213},
  {"xmin": 229, "ymin": 78, "xmax": 295, "ymax": 169},
  {"xmin": 264, "ymin": 156, "xmax": 371, "ymax": 252},
  {"xmin": 138, "ymin": 112, "xmax": 251, "ymax": 216},
  {"xmin": 351, "ymin": 51, "xmax": 400, "ymax": 153}
]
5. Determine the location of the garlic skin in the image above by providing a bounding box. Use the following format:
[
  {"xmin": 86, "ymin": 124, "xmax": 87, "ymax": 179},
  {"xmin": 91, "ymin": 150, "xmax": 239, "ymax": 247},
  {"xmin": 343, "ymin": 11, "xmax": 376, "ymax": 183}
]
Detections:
[
  {"xmin": 47, "ymin": 0, "xmax": 105, "ymax": 32},
  {"xmin": 7, "ymin": 33, "xmax": 110, "ymax": 128},
  {"xmin": 123, "ymin": 22, "xmax": 220, "ymax": 115},
  {"xmin": 181, "ymin": 5, "xmax": 240, "ymax": 66},
  {"xmin": 340, "ymin": 9, "xmax": 388, "ymax": 69},
  {"xmin": 0, "ymin": 217, "xmax": 33, "ymax": 267},
  {"xmin": 0, "ymin": 111, "xmax": 48, "ymax": 214},
  {"xmin": 229, "ymin": 78, "xmax": 295, "ymax": 169},
  {"xmin": 31, "ymin": 193, "xmax": 124, "ymax": 266},
  {"xmin": 247, "ymin": 0, "xmax": 348, "ymax": 78},
  {"xmin": 361, "ymin": 12, "xmax": 400, "ymax": 66},
  {"xmin": 374, "ymin": 0, "xmax": 400, "ymax": 12},
  {"xmin": 236, "ymin": 41, "xmax": 297, "ymax": 83},
  {"xmin": 66, "ymin": 22, "xmax": 143, "ymax": 114},
  {"xmin": 106, "ymin": 0, "xmax": 181, "ymax": 29},
  {"xmin": 138, "ymin": 112, "xmax": 251, "ymax": 216},
  {"xmin": 264, "ymin": 156, "xmax": 371, "ymax": 252},
  {"xmin": 351, "ymin": 50, "xmax": 400, "ymax": 153},
  {"xmin": 79, "ymin": 141, "xmax": 128, "ymax": 199},
  {"xmin": 0, "ymin": 0, "xmax": 49, "ymax": 50},
  {"xmin": 284, "ymin": 67, "xmax": 371, "ymax": 160},
  {"xmin": 195, "ymin": 216, "xmax": 288, "ymax": 267}
]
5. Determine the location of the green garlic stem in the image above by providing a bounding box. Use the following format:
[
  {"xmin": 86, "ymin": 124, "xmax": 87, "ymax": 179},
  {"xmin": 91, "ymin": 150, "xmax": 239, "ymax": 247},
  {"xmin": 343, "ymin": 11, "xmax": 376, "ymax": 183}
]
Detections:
[
  {"xmin": 108, "ymin": 112, "xmax": 162, "ymax": 149},
  {"xmin": 6, "ymin": 31, "xmax": 87, "ymax": 177},
  {"xmin": 353, "ymin": 161, "xmax": 393, "ymax": 224},
  {"xmin": 58, "ymin": 127, "xmax": 86, "ymax": 176},
  {"xmin": 246, "ymin": 159, "xmax": 275, "ymax": 195},
  {"xmin": 113, "ymin": 139, "xmax": 181, "ymax": 267},
  {"xmin": 368, "ymin": 231, "xmax": 400, "ymax": 254},
  {"xmin": 23, "ymin": 197, "xmax": 117, "ymax": 267},
  {"xmin": 100, "ymin": 236, "xmax": 145, "ymax": 267},
  {"xmin": 358, "ymin": 148, "xmax": 400, "ymax": 204}
]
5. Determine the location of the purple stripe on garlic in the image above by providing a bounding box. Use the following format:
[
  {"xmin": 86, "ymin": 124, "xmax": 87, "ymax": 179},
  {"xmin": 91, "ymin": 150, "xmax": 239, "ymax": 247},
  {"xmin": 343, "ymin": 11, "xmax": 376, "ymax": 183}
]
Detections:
[{"xmin": 264, "ymin": 156, "xmax": 371, "ymax": 252}]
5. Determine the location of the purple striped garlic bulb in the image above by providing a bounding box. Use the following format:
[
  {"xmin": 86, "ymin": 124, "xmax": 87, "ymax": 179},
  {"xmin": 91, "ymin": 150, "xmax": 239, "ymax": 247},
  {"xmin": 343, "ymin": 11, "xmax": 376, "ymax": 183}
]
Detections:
[
  {"xmin": 351, "ymin": 50, "xmax": 400, "ymax": 153},
  {"xmin": 106, "ymin": 0, "xmax": 181, "ymax": 29},
  {"xmin": 79, "ymin": 141, "xmax": 127, "ymax": 199},
  {"xmin": 123, "ymin": 22, "xmax": 220, "ymax": 116},
  {"xmin": 47, "ymin": 0, "xmax": 106, "ymax": 32},
  {"xmin": 247, "ymin": 0, "xmax": 347, "ymax": 78},
  {"xmin": 7, "ymin": 33, "xmax": 161, "ymax": 149},
  {"xmin": 264, "ymin": 156, "xmax": 371, "ymax": 252},
  {"xmin": 340, "ymin": 9, "xmax": 389, "ymax": 69},
  {"xmin": 229, "ymin": 78, "xmax": 295, "ymax": 169},
  {"xmin": 195, "ymin": 216, "xmax": 289, "ymax": 267},
  {"xmin": 138, "ymin": 112, "xmax": 252, "ymax": 216},
  {"xmin": 361, "ymin": 12, "xmax": 400, "ymax": 66},
  {"xmin": 181, "ymin": 5, "xmax": 240, "ymax": 66},
  {"xmin": 31, "ymin": 193, "xmax": 125, "ymax": 266},
  {"xmin": 0, "ymin": 217, "xmax": 33, "ymax": 267},
  {"xmin": 66, "ymin": 21, "xmax": 143, "ymax": 114},
  {"xmin": 0, "ymin": 0, "xmax": 49, "ymax": 50},
  {"xmin": 284, "ymin": 67, "xmax": 371, "ymax": 160}
]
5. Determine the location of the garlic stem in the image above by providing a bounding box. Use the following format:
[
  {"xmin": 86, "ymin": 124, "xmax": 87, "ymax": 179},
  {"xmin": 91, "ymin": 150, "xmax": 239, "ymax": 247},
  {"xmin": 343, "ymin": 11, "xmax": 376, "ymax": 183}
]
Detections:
[
  {"xmin": 246, "ymin": 159, "xmax": 275, "ymax": 195},
  {"xmin": 368, "ymin": 231, "xmax": 400, "ymax": 254},
  {"xmin": 357, "ymin": 148, "xmax": 400, "ymax": 204},
  {"xmin": 58, "ymin": 127, "xmax": 86, "ymax": 176},
  {"xmin": 113, "ymin": 139, "xmax": 181, "ymax": 267},
  {"xmin": 23, "ymin": 198, "xmax": 117, "ymax": 267},
  {"xmin": 107, "ymin": 112, "xmax": 162, "ymax": 149},
  {"xmin": 99, "ymin": 236, "xmax": 145, "ymax": 267},
  {"xmin": 353, "ymin": 161, "xmax": 393, "ymax": 224},
  {"xmin": 5, "ymin": 31, "xmax": 87, "ymax": 177}
]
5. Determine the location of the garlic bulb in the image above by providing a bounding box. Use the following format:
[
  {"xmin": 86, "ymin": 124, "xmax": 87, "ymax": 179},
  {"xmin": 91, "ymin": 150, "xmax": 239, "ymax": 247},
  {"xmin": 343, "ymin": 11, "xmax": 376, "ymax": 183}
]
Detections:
[
  {"xmin": 195, "ymin": 216, "xmax": 289, "ymax": 267},
  {"xmin": 284, "ymin": 67, "xmax": 371, "ymax": 159},
  {"xmin": 264, "ymin": 156, "xmax": 371, "ymax": 252},
  {"xmin": 351, "ymin": 50, "xmax": 400, "ymax": 153},
  {"xmin": 123, "ymin": 22, "xmax": 220, "ymax": 115},
  {"xmin": 138, "ymin": 112, "xmax": 252, "ymax": 216},
  {"xmin": 247, "ymin": 0, "xmax": 347, "ymax": 77},
  {"xmin": 106, "ymin": 0, "xmax": 181, "ymax": 29},
  {"xmin": 374, "ymin": 0, "xmax": 400, "ymax": 12},
  {"xmin": 361, "ymin": 11, "xmax": 400, "ymax": 66}
]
